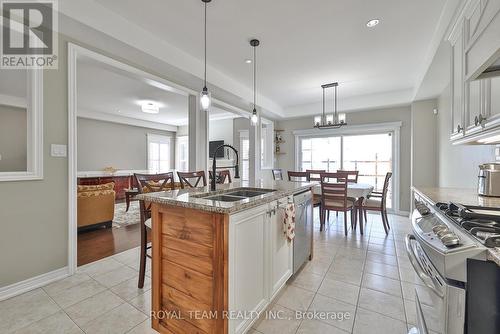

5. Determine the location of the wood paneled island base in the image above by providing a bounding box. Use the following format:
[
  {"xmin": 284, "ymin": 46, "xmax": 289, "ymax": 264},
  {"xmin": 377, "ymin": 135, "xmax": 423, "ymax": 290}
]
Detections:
[
  {"xmin": 151, "ymin": 204, "xmax": 229, "ymax": 334},
  {"xmin": 138, "ymin": 180, "xmax": 315, "ymax": 334}
]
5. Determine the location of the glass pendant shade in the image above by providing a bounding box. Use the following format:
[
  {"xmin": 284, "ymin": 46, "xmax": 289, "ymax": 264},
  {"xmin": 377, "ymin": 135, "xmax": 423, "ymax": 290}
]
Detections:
[
  {"xmin": 200, "ymin": 88, "xmax": 211, "ymax": 111},
  {"xmin": 251, "ymin": 109, "xmax": 258, "ymax": 125},
  {"xmin": 314, "ymin": 116, "xmax": 322, "ymax": 127},
  {"xmin": 326, "ymin": 114, "xmax": 334, "ymax": 125},
  {"xmin": 338, "ymin": 113, "xmax": 346, "ymax": 124}
]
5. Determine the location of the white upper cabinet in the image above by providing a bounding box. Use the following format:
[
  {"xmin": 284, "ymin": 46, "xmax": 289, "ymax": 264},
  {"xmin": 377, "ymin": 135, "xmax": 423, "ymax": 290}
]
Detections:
[
  {"xmin": 487, "ymin": 76, "xmax": 500, "ymax": 119},
  {"xmin": 449, "ymin": 18, "xmax": 466, "ymax": 139},
  {"xmin": 448, "ymin": 0, "xmax": 500, "ymax": 144}
]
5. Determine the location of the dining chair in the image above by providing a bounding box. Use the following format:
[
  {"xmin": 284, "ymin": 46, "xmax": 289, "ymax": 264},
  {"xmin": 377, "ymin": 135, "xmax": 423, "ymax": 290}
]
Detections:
[
  {"xmin": 272, "ymin": 168, "xmax": 283, "ymax": 180},
  {"xmin": 134, "ymin": 172, "xmax": 175, "ymax": 288},
  {"xmin": 360, "ymin": 172, "xmax": 392, "ymax": 234},
  {"xmin": 177, "ymin": 171, "xmax": 207, "ymax": 189},
  {"xmin": 306, "ymin": 169, "xmax": 326, "ymax": 181},
  {"xmin": 287, "ymin": 171, "xmax": 308, "ymax": 181},
  {"xmin": 319, "ymin": 172, "xmax": 356, "ymax": 235},
  {"xmin": 337, "ymin": 170, "xmax": 359, "ymax": 183},
  {"xmin": 306, "ymin": 170, "xmax": 326, "ymax": 220},
  {"xmin": 209, "ymin": 170, "xmax": 232, "ymax": 184},
  {"xmin": 334, "ymin": 170, "xmax": 359, "ymax": 218}
]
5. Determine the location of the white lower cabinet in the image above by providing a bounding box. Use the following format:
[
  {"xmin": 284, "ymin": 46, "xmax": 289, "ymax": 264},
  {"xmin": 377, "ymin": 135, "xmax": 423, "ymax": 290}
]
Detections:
[{"xmin": 228, "ymin": 197, "xmax": 294, "ymax": 334}]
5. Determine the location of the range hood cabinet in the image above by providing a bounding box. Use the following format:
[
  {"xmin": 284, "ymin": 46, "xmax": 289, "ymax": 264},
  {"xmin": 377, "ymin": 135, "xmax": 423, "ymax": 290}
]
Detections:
[{"xmin": 476, "ymin": 56, "xmax": 500, "ymax": 80}]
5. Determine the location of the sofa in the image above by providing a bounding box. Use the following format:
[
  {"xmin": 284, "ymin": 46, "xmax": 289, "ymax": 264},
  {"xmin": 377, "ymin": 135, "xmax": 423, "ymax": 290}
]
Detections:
[{"xmin": 77, "ymin": 182, "xmax": 115, "ymax": 231}]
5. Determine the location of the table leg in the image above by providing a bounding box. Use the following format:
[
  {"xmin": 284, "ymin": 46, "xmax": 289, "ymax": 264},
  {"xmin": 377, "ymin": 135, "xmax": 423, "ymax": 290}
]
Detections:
[
  {"xmin": 125, "ymin": 193, "xmax": 131, "ymax": 212},
  {"xmin": 357, "ymin": 197, "xmax": 364, "ymax": 235}
]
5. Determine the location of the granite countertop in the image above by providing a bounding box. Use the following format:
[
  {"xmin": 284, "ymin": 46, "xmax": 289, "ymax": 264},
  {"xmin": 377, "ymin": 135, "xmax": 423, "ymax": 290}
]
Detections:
[
  {"xmin": 413, "ymin": 187, "xmax": 500, "ymax": 207},
  {"xmin": 414, "ymin": 187, "xmax": 500, "ymax": 266},
  {"xmin": 487, "ymin": 248, "xmax": 500, "ymax": 266},
  {"xmin": 137, "ymin": 180, "xmax": 316, "ymax": 214}
]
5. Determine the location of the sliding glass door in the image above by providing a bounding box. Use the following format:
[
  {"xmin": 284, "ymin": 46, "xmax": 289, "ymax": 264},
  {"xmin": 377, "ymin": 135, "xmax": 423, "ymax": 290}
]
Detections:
[
  {"xmin": 298, "ymin": 132, "xmax": 393, "ymax": 208},
  {"xmin": 300, "ymin": 137, "xmax": 341, "ymax": 172},
  {"xmin": 343, "ymin": 133, "xmax": 392, "ymax": 208}
]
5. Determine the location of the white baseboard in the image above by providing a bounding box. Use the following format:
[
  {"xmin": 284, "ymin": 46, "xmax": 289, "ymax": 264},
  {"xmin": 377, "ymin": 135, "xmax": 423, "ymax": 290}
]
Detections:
[
  {"xmin": 0, "ymin": 267, "xmax": 69, "ymax": 301},
  {"xmin": 392, "ymin": 210, "xmax": 411, "ymax": 217}
]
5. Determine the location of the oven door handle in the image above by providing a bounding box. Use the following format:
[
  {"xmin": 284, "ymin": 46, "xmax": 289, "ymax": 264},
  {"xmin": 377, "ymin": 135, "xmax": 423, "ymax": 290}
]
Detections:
[{"xmin": 405, "ymin": 234, "xmax": 445, "ymax": 299}]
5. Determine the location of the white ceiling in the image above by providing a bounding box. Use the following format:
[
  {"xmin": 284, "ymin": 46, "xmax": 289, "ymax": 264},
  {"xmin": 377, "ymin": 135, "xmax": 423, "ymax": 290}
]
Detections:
[
  {"xmin": 90, "ymin": 0, "xmax": 447, "ymax": 116},
  {"xmin": 77, "ymin": 56, "xmax": 237, "ymax": 126}
]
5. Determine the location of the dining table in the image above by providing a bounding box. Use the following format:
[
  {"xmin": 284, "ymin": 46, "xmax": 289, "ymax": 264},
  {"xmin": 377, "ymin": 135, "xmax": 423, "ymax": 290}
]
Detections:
[{"xmin": 312, "ymin": 182, "xmax": 374, "ymax": 235}]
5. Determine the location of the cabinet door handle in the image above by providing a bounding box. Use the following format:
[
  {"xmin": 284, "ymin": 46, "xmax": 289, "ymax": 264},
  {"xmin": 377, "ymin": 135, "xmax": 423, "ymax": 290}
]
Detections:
[
  {"xmin": 457, "ymin": 124, "xmax": 463, "ymax": 133},
  {"xmin": 475, "ymin": 116, "xmax": 479, "ymax": 126}
]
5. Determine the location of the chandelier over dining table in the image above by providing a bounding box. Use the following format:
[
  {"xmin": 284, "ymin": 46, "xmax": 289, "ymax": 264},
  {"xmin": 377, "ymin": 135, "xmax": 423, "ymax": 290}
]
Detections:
[{"xmin": 314, "ymin": 82, "xmax": 347, "ymax": 129}]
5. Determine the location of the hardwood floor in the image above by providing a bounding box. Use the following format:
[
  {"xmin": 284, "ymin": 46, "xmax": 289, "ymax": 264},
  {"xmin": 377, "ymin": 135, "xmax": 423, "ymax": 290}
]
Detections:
[{"xmin": 77, "ymin": 223, "xmax": 150, "ymax": 266}]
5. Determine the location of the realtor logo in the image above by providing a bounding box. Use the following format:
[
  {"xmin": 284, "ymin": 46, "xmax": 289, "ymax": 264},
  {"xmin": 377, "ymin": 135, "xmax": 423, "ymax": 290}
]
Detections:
[{"xmin": 1, "ymin": 0, "xmax": 58, "ymax": 69}]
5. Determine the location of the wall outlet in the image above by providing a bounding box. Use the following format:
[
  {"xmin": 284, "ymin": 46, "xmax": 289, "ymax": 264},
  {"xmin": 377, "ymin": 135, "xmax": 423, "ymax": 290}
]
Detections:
[{"xmin": 51, "ymin": 144, "xmax": 67, "ymax": 157}]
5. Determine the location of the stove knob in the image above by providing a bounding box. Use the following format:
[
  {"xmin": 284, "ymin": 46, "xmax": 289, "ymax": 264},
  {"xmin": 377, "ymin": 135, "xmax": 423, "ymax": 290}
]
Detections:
[
  {"xmin": 433, "ymin": 225, "xmax": 448, "ymax": 234},
  {"xmin": 442, "ymin": 234, "xmax": 460, "ymax": 247}
]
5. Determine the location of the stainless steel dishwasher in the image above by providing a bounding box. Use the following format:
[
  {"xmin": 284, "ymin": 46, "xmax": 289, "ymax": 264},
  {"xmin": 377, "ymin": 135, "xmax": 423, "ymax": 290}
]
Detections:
[{"xmin": 293, "ymin": 190, "xmax": 313, "ymax": 274}]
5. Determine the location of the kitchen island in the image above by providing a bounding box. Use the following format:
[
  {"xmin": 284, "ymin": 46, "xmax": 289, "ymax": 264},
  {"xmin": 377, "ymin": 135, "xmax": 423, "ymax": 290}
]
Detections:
[{"xmin": 138, "ymin": 180, "xmax": 315, "ymax": 334}]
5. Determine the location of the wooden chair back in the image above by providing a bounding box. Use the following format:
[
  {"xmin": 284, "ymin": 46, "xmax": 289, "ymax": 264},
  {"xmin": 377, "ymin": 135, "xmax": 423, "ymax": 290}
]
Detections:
[
  {"xmin": 320, "ymin": 172, "xmax": 349, "ymax": 210},
  {"xmin": 272, "ymin": 169, "xmax": 283, "ymax": 180},
  {"xmin": 381, "ymin": 172, "xmax": 392, "ymax": 206},
  {"xmin": 287, "ymin": 171, "xmax": 308, "ymax": 182},
  {"xmin": 134, "ymin": 172, "xmax": 175, "ymax": 194},
  {"xmin": 209, "ymin": 170, "xmax": 232, "ymax": 184},
  {"xmin": 177, "ymin": 171, "xmax": 207, "ymax": 189},
  {"xmin": 337, "ymin": 170, "xmax": 359, "ymax": 183},
  {"xmin": 134, "ymin": 172, "xmax": 175, "ymax": 221},
  {"xmin": 306, "ymin": 169, "xmax": 326, "ymax": 181}
]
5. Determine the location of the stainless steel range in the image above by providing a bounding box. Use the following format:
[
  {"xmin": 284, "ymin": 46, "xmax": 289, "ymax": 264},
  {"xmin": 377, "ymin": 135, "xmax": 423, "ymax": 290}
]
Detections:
[{"xmin": 407, "ymin": 191, "xmax": 496, "ymax": 334}]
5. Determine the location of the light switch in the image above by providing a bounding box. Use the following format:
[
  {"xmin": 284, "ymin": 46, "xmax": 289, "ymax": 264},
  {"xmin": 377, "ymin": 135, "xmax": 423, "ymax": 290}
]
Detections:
[{"xmin": 51, "ymin": 144, "xmax": 67, "ymax": 157}]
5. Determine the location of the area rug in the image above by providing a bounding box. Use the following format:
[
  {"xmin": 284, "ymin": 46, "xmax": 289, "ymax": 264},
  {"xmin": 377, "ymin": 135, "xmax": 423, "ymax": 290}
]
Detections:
[{"xmin": 113, "ymin": 201, "xmax": 141, "ymax": 228}]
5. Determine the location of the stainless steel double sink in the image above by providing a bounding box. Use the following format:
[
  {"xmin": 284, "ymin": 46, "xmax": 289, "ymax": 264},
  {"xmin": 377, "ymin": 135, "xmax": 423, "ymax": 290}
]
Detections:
[{"xmin": 193, "ymin": 188, "xmax": 276, "ymax": 202}]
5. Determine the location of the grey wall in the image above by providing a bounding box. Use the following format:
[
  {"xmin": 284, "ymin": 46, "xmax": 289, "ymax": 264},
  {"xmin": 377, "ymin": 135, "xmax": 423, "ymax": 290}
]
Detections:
[
  {"xmin": 0, "ymin": 37, "xmax": 68, "ymax": 287},
  {"xmin": 437, "ymin": 85, "xmax": 496, "ymax": 188},
  {"xmin": 77, "ymin": 117, "xmax": 175, "ymax": 171},
  {"xmin": 0, "ymin": 104, "xmax": 27, "ymax": 172},
  {"xmin": 209, "ymin": 118, "xmax": 233, "ymax": 146},
  {"xmin": 411, "ymin": 99, "xmax": 438, "ymax": 188},
  {"xmin": 275, "ymin": 106, "xmax": 412, "ymax": 212}
]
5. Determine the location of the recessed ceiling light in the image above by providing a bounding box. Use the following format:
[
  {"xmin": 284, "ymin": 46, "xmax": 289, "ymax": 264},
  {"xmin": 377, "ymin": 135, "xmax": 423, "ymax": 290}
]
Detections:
[
  {"xmin": 141, "ymin": 102, "xmax": 160, "ymax": 114},
  {"xmin": 366, "ymin": 19, "xmax": 380, "ymax": 28},
  {"xmin": 245, "ymin": 59, "xmax": 252, "ymax": 64}
]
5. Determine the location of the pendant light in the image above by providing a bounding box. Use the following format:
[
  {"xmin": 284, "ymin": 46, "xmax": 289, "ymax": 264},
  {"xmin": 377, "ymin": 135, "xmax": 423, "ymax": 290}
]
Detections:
[
  {"xmin": 250, "ymin": 39, "xmax": 260, "ymax": 125},
  {"xmin": 313, "ymin": 82, "xmax": 347, "ymax": 129},
  {"xmin": 200, "ymin": 0, "xmax": 211, "ymax": 112}
]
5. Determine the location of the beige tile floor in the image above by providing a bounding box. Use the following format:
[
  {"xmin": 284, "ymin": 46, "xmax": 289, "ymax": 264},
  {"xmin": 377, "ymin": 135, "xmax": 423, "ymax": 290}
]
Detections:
[{"xmin": 0, "ymin": 211, "xmax": 422, "ymax": 334}]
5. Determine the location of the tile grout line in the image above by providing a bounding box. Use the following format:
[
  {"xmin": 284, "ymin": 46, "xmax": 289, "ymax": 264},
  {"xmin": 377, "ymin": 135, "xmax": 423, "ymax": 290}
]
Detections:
[{"xmin": 42, "ymin": 289, "xmax": 87, "ymax": 334}]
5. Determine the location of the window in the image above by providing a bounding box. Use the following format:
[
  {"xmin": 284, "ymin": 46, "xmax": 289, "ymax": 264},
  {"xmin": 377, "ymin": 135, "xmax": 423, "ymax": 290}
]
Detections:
[
  {"xmin": 240, "ymin": 131, "xmax": 249, "ymax": 181},
  {"xmin": 147, "ymin": 134, "xmax": 171, "ymax": 173},
  {"xmin": 298, "ymin": 132, "xmax": 393, "ymax": 208},
  {"xmin": 175, "ymin": 136, "xmax": 188, "ymax": 172}
]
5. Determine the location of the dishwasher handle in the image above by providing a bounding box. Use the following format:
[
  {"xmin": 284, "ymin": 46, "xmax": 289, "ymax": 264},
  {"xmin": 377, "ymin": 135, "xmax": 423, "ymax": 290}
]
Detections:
[{"xmin": 405, "ymin": 234, "xmax": 445, "ymax": 299}]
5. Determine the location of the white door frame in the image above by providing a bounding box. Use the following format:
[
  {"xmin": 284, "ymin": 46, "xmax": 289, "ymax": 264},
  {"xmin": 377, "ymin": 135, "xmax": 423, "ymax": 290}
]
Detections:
[{"xmin": 67, "ymin": 43, "xmax": 252, "ymax": 274}]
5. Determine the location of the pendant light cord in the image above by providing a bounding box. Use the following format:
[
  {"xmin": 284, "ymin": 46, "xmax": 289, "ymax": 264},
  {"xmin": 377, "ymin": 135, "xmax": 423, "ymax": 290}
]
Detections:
[
  {"xmin": 204, "ymin": 1, "xmax": 207, "ymax": 88},
  {"xmin": 253, "ymin": 45, "xmax": 256, "ymax": 109}
]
